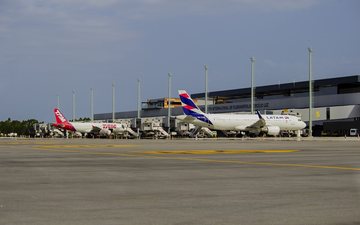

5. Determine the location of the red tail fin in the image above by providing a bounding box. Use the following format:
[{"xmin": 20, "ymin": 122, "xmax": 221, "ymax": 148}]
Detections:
[{"xmin": 54, "ymin": 108, "xmax": 68, "ymax": 124}]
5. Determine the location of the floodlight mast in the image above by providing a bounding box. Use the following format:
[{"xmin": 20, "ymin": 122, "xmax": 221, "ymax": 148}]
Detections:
[
  {"xmin": 90, "ymin": 88, "xmax": 94, "ymax": 122},
  {"xmin": 250, "ymin": 57, "xmax": 256, "ymax": 114},
  {"xmin": 112, "ymin": 82, "xmax": 115, "ymax": 122},
  {"xmin": 167, "ymin": 73, "xmax": 172, "ymax": 135},
  {"xmin": 72, "ymin": 90, "xmax": 76, "ymax": 121},
  {"xmin": 137, "ymin": 78, "xmax": 141, "ymax": 119},
  {"xmin": 57, "ymin": 95, "xmax": 60, "ymax": 109},
  {"xmin": 308, "ymin": 48, "xmax": 313, "ymax": 137},
  {"xmin": 204, "ymin": 64, "xmax": 208, "ymax": 114}
]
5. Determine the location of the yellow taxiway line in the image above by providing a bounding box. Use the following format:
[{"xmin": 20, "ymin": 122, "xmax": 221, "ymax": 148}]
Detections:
[
  {"xmin": 36, "ymin": 144, "xmax": 138, "ymax": 149},
  {"xmin": 143, "ymin": 149, "xmax": 298, "ymax": 155},
  {"xmin": 29, "ymin": 145, "xmax": 360, "ymax": 172}
]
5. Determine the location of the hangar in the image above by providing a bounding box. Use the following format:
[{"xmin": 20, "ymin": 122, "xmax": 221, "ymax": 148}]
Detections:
[{"xmin": 95, "ymin": 75, "xmax": 360, "ymax": 136}]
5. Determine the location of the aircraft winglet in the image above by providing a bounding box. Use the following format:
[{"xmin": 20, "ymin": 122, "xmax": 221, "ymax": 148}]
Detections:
[{"xmin": 256, "ymin": 110, "xmax": 263, "ymax": 119}]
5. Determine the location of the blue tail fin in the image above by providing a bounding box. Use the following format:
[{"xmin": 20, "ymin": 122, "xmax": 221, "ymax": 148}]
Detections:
[{"xmin": 178, "ymin": 90, "xmax": 212, "ymax": 125}]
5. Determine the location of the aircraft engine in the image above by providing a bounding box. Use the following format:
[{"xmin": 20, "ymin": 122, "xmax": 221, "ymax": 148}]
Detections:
[
  {"xmin": 262, "ymin": 126, "xmax": 281, "ymax": 136},
  {"xmin": 99, "ymin": 129, "xmax": 111, "ymax": 136}
]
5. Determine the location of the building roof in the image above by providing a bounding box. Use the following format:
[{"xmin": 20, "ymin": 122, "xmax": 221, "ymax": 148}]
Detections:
[{"xmin": 191, "ymin": 75, "xmax": 360, "ymax": 99}]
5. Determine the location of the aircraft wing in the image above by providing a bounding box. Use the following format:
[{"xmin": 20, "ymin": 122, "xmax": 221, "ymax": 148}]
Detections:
[
  {"xmin": 91, "ymin": 125, "xmax": 102, "ymax": 133},
  {"xmin": 176, "ymin": 115, "xmax": 196, "ymax": 123},
  {"xmin": 246, "ymin": 111, "xmax": 266, "ymax": 130},
  {"xmin": 246, "ymin": 118, "xmax": 266, "ymax": 129}
]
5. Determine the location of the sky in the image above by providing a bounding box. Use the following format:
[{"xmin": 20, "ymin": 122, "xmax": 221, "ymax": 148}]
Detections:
[{"xmin": 0, "ymin": 0, "xmax": 359, "ymax": 122}]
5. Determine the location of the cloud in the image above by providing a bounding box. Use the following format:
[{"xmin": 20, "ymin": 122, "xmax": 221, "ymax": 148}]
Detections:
[
  {"xmin": 104, "ymin": 0, "xmax": 322, "ymax": 18},
  {"xmin": 0, "ymin": 0, "xmax": 321, "ymax": 44},
  {"xmin": 241, "ymin": 0, "xmax": 320, "ymax": 11},
  {"xmin": 0, "ymin": 0, "xmax": 322, "ymax": 59},
  {"xmin": 0, "ymin": 0, "xmax": 139, "ymax": 48},
  {"xmin": 263, "ymin": 59, "xmax": 278, "ymax": 68},
  {"xmin": 1, "ymin": 0, "xmax": 321, "ymax": 21}
]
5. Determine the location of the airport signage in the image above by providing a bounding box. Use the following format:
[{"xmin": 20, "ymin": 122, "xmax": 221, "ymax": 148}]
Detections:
[{"xmin": 206, "ymin": 102, "xmax": 270, "ymax": 113}]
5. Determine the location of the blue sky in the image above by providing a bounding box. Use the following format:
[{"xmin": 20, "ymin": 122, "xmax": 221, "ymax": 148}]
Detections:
[{"xmin": 0, "ymin": 0, "xmax": 359, "ymax": 122}]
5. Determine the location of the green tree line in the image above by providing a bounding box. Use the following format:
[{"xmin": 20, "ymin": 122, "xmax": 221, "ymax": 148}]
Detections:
[{"xmin": 0, "ymin": 118, "xmax": 39, "ymax": 136}]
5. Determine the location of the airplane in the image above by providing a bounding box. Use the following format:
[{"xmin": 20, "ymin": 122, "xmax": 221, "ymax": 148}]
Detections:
[
  {"xmin": 176, "ymin": 90, "xmax": 306, "ymax": 136},
  {"xmin": 52, "ymin": 108, "xmax": 126, "ymax": 137}
]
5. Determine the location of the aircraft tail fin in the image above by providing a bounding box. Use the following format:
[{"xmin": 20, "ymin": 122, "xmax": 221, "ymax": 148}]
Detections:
[
  {"xmin": 178, "ymin": 90, "xmax": 204, "ymax": 116},
  {"xmin": 178, "ymin": 90, "xmax": 213, "ymax": 125},
  {"xmin": 54, "ymin": 108, "xmax": 69, "ymax": 124}
]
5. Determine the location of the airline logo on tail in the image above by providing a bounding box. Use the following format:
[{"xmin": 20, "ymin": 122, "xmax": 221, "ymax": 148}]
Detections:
[
  {"xmin": 53, "ymin": 108, "xmax": 76, "ymax": 131},
  {"xmin": 178, "ymin": 90, "xmax": 213, "ymax": 125},
  {"xmin": 54, "ymin": 108, "xmax": 67, "ymax": 123}
]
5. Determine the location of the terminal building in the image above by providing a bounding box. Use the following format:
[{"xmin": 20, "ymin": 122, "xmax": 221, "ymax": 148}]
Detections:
[{"xmin": 95, "ymin": 75, "xmax": 360, "ymax": 136}]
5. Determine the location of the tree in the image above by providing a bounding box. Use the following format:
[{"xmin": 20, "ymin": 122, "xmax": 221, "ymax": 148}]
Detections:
[{"xmin": 0, "ymin": 119, "xmax": 39, "ymax": 136}]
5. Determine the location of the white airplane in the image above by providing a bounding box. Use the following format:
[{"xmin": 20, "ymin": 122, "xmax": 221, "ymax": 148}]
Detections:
[
  {"xmin": 176, "ymin": 90, "xmax": 306, "ymax": 136},
  {"xmin": 52, "ymin": 108, "xmax": 126, "ymax": 137}
]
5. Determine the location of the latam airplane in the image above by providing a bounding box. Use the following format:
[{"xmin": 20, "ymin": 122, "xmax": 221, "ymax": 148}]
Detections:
[
  {"xmin": 176, "ymin": 90, "xmax": 306, "ymax": 136},
  {"xmin": 52, "ymin": 108, "xmax": 125, "ymax": 137}
]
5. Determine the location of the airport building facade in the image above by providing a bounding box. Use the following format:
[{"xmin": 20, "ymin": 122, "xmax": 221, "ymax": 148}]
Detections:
[{"xmin": 95, "ymin": 75, "xmax": 360, "ymax": 136}]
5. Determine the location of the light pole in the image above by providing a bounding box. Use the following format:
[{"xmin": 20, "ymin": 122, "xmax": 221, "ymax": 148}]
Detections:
[
  {"xmin": 72, "ymin": 90, "xmax": 76, "ymax": 122},
  {"xmin": 168, "ymin": 73, "xmax": 172, "ymax": 135},
  {"xmin": 137, "ymin": 78, "xmax": 141, "ymax": 138},
  {"xmin": 250, "ymin": 57, "xmax": 256, "ymax": 114},
  {"xmin": 90, "ymin": 88, "xmax": 94, "ymax": 122},
  {"xmin": 137, "ymin": 79, "xmax": 141, "ymax": 119},
  {"xmin": 112, "ymin": 82, "xmax": 115, "ymax": 122},
  {"xmin": 57, "ymin": 95, "xmax": 60, "ymax": 109},
  {"xmin": 204, "ymin": 64, "xmax": 208, "ymax": 114},
  {"xmin": 308, "ymin": 48, "xmax": 313, "ymax": 137}
]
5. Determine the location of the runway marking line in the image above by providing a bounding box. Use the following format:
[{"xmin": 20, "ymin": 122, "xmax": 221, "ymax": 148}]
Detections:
[
  {"xmin": 173, "ymin": 157, "xmax": 360, "ymax": 171},
  {"xmin": 143, "ymin": 150, "xmax": 298, "ymax": 155},
  {"xmin": 35, "ymin": 144, "xmax": 137, "ymax": 149},
  {"xmin": 30, "ymin": 146, "xmax": 360, "ymax": 172}
]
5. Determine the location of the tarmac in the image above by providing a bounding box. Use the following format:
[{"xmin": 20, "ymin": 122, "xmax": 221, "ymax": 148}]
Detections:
[{"xmin": 0, "ymin": 137, "xmax": 359, "ymax": 225}]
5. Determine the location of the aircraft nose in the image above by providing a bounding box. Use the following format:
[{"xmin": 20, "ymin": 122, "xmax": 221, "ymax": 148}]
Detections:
[{"xmin": 301, "ymin": 121, "xmax": 306, "ymax": 129}]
